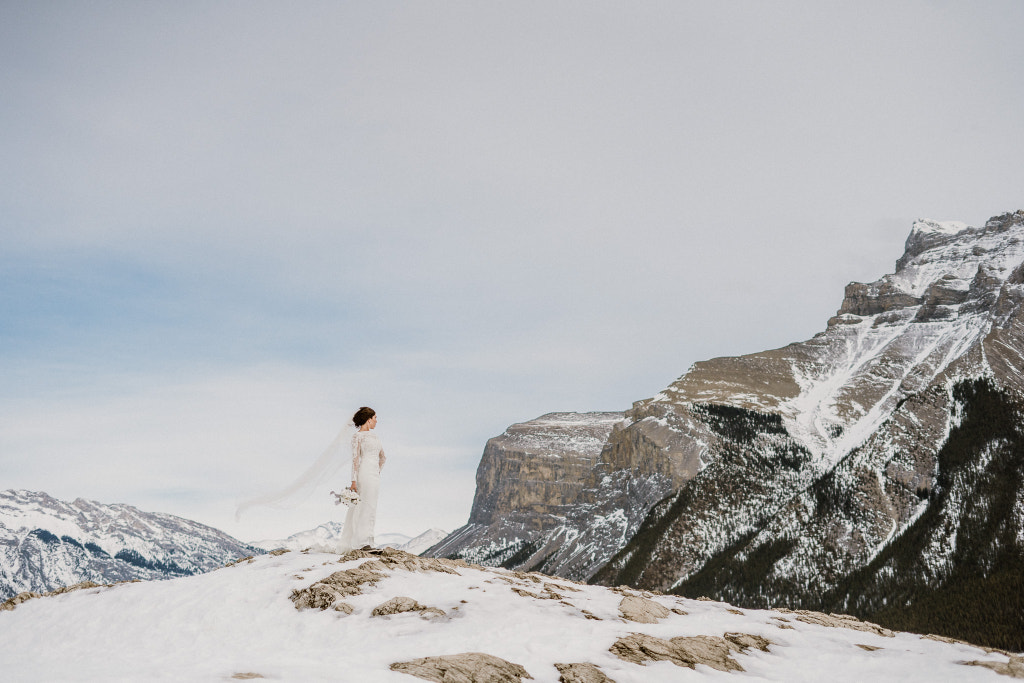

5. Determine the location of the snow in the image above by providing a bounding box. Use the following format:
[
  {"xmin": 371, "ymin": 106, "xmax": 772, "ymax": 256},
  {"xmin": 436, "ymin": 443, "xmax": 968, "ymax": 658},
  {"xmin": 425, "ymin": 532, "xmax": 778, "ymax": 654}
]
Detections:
[
  {"xmin": 776, "ymin": 218, "xmax": 1024, "ymax": 471},
  {"xmin": 253, "ymin": 525, "xmax": 448, "ymax": 556},
  {"xmin": 911, "ymin": 219, "xmax": 970, "ymax": 237},
  {"xmin": 0, "ymin": 550, "xmax": 1014, "ymax": 682}
]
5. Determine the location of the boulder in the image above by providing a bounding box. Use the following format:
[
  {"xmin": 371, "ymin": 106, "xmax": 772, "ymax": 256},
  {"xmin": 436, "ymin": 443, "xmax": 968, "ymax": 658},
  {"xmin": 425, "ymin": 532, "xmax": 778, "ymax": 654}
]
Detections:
[{"xmin": 391, "ymin": 652, "xmax": 534, "ymax": 682}]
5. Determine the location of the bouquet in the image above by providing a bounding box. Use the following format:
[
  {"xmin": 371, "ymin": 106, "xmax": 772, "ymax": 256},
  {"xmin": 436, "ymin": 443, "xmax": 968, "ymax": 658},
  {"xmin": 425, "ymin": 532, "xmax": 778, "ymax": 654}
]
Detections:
[{"xmin": 330, "ymin": 488, "xmax": 361, "ymax": 507}]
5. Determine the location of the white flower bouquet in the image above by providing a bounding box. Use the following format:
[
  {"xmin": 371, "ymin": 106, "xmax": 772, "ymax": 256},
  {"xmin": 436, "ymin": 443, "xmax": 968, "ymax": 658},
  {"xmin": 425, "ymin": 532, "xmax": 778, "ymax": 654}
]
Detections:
[{"xmin": 330, "ymin": 488, "xmax": 361, "ymax": 507}]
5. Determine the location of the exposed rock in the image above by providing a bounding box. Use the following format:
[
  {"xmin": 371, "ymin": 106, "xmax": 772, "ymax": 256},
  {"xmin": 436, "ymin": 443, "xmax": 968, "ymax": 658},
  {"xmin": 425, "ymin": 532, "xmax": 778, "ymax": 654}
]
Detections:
[
  {"xmin": 333, "ymin": 602, "xmax": 354, "ymax": 614},
  {"xmin": 46, "ymin": 581, "xmax": 102, "ymax": 595},
  {"xmin": 230, "ymin": 674, "xmax": 265, "ymax": 680},
  {"xmin": 0, "ymin": 579, "xmax": 116, "ymax": 611},
  {"xmin": 787, "ymin": 610, "xmax": 894, "ymax": 638},
  {"xmin": 423, "ymin": 412, "xmax": 648, "ymax": 580},
  {"xmin": 554, "ymin": 661, "xmax": 615, "ymax": 682},
  {"xmin": 371, "ymin": 596, "xmax": 445, "ymax": 618},
  {"xmin": 961, "ymin": 655, "xmax": 1024, "ymax": 679},
  {"xmin": 291, "ymin": 548, "xmax": 465, "ymax": 611},
  {"xmin": 0, "ymin": 591, "xmax": 41, "ymax": 611},
  {"xmin": 724, "ymin": 632, "xmax": 772, "ymax": 651},
  {"xmin": 610, "ymin": 631, "xmax": 770, "ymax": 673},
  {"xmin": 390, "ymin": 652, "xmax": 534, "ymax": 682},
  {"xmin": 856, "ymin": 644, "xmax": 883, "ymax": 651},
  {"xmin": 618, "ymin": 595, "xmax": 669, "ymax": 623}
]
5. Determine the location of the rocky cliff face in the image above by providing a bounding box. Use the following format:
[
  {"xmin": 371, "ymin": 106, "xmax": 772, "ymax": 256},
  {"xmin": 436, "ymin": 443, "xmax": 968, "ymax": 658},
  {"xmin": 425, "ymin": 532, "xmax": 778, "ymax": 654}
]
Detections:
[
  {"xmin": 425, "ymin": 411, "xmax": 675, "ymax": 580},
  {"xmin": 431, "ymin": 211, "xmax": 1024, "ymax": 649},
  {"xmin": 0, "ymin": 489, "xmax": 259, "ymax": 598}
]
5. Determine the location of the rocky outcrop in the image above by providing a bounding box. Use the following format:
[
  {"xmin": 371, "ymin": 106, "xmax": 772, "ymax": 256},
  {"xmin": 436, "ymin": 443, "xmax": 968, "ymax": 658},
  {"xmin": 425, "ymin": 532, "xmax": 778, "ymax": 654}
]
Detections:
[
  {"xmin": 618, "ymin": 595, "xmax": 669, "ymax": 623},
  {"xmin": 467, "ymin": 412, "xmax": 625, "ymax": 529},
  {"xmin": 425, "ymin": 412, "xmax": 667, "ymax": 580},
  {"xmin": 371, "ymin": 596, "xmax": 445, "ymax": 618},
  {"xmin": 962, "ymin": 655, "xmax": 1024, "ymax": 679},
  {"xmin": 553, "ymin": 662, "xmax": 615, "ymax": 683},
  {"xmin": 390, "ymin": 652, "xmax": 534, "ymax": 682},
  {"xmin": 608, "ymin": 631, "xmax": 772, "ymax": 672},
  {"xmin": 289, "ymin": 546, "xmax": 466, "ymax": 611}
]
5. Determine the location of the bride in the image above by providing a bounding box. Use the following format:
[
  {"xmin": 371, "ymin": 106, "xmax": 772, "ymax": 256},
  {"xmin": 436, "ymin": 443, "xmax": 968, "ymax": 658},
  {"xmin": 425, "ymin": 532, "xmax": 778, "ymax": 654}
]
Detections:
[{"xmin": 339, "ymin": 406, "xmax": 386, "ymax": 551}]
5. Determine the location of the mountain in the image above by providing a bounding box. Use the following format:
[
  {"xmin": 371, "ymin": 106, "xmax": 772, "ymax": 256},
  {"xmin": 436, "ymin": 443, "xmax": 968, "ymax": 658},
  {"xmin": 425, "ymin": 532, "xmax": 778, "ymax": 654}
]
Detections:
[
  {"xmin": 429, "ymin": 211, "xmax": 1024, "ymax": 651},
  {"xmin": 252, "ymin": 521, "xmax": 347, "ymax": 552},
  {"xmin": 253, "ymin": 524, "xmax": 448, "ymax": 555},
  {"xmin": 426, "ymin": 411, "xmax": 640, "ymax": 578},
  {"xmin": 397, "ymin": 528, "xmax": 450, "ymax": 555},
  {"xmin": 2, "ymin": 546, "xmax": 1018, "ymax": 681},
  {"xmin": 0, "ymin": 489, "xmax": 259, "ymax": 599}
]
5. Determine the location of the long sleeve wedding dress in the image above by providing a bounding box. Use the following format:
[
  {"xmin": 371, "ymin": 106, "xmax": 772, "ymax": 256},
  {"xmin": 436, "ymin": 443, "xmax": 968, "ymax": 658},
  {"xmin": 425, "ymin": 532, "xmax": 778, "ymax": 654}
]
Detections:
[{"xmin": 338, "ymin": 430, "xmax": 386, "ymax": 551}]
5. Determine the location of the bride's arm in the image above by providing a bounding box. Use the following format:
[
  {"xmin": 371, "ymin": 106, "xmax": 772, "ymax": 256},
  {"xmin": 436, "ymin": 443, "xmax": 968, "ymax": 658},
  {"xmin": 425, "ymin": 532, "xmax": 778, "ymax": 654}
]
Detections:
[{"xmin": 379, "ymin": 447, "xmax": 386, "ymax": 470}]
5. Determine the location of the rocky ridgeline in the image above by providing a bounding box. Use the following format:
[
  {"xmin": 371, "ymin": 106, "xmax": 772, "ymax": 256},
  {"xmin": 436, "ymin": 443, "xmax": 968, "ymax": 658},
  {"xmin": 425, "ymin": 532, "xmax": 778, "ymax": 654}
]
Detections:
[
  {"xmin": 428, "ymin": 211, "xmax": 1024, "ymax": 651},
  {"xmin": 0, "ymin": 489, "xmax": 259, "ymax": 598}
]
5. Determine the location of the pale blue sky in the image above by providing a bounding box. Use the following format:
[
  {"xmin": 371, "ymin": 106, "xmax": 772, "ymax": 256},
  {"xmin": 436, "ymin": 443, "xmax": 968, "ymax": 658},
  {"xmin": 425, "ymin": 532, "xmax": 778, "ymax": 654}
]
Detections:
[{"xmin": 2, "ymin": 1, "xmax": 1023, "ymax": 541}]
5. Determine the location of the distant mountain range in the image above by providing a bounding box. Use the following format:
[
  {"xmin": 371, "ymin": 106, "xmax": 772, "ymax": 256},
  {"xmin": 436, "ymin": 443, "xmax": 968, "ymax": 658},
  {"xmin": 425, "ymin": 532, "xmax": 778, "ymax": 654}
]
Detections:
[
  {"xmin": 0, "ymin": 489, "xmax": 259, "ymax": 599},
  {"xmin": 427, "ymin": 210, "xmax": 1024, "ymax": 651}
]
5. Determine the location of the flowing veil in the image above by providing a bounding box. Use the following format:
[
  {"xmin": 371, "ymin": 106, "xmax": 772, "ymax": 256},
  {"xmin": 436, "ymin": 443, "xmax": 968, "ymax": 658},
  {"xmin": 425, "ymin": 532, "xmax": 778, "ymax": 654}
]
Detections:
[{"xmin": 234, "ymin": 422, "xmax": 355, "ymax": 521}]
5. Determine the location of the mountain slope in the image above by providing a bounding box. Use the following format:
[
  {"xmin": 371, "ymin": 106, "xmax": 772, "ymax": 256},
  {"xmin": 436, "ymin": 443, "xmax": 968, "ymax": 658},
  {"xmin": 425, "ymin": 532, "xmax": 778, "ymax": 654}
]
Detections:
[
  {"xmin": 1, "ymin": 547, "xmax": 1017, "ymax": 682},
  {"xmin": 0, "ymin": 489, "xmax": 259, "ymax": 599},
  {"xmin": 590, "ymin": 211, "xmax": 1024, "ymax": 650}
]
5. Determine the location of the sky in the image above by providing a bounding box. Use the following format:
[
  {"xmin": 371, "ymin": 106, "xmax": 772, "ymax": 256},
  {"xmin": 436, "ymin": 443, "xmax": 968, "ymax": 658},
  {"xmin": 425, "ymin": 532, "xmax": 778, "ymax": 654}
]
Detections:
[{"xmin": 2, "ymin": 1, "xmax": 1023, "ymax": 542}]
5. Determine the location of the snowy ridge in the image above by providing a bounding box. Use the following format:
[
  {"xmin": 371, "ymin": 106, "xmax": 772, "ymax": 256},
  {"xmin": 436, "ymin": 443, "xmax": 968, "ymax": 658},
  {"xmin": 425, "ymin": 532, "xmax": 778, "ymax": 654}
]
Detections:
[
  {"xmin": 0, "ymin": 489, "xmax": 259, "ymax": 599},
  {"xmin": 1, "ymin": 547, "xmax": 1018, "ymax": 681},
  {"xmin": 253, "ymin": 524, "xmax": 448, "ymax": 556}
]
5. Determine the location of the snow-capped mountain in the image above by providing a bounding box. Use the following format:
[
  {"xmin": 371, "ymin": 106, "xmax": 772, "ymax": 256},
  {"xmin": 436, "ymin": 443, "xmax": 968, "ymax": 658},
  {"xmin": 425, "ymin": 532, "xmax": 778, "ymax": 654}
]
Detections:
[
  {"xmin": 428, "ymin": 211, "xmax": 1024, "ymax": 651},
  {"xmin": 2, "ymin": 546, "xmax": 1018, "ymax": 682},
  {"xmin": 0, "ymin": 489, "xmax": 259, "ymax": 599},
  {"xmin": 253, "ymin": 523, "xmax": 448, "ymax": 555}
]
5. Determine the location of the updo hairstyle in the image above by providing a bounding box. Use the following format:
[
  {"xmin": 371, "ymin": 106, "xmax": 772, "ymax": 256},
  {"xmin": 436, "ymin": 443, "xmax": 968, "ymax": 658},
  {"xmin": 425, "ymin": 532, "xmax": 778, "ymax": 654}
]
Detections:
[{"xmin": 352, "ymin": 406, "xmax": 376, "ymax": 427}]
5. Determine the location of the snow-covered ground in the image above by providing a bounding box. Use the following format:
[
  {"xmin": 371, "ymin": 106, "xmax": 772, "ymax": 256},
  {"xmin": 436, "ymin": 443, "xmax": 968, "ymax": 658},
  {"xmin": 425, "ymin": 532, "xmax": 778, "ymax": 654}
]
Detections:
[
  {"xmin": 252, "ymin": 524, "xmax": 447, "ymax": 556},
  {"xmin": 0, "ymin": 549, "xmax": 1016, "ymax": 682}
]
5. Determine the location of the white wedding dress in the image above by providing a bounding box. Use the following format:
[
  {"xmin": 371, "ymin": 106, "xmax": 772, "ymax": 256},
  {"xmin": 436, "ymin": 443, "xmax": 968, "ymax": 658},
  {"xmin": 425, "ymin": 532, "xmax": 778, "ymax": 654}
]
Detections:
[{"xmin": 339, "ymin": 430, "xmax": 386, "ymax": 551}]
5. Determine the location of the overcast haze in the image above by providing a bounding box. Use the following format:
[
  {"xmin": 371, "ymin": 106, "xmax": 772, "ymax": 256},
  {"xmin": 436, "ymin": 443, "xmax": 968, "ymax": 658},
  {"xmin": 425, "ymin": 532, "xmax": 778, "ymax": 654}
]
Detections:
[{"xmin": 2, "ymin": 2, "xmax": 1022, "ymax": 541}]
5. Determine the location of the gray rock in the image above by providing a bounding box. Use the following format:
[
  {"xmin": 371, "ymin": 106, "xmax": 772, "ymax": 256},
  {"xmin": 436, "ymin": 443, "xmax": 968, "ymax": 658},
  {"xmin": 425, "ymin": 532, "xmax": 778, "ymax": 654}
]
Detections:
[
  {"xmin": 961, "ymin": 655, "xmax": 1024, "ymax": 679},
  {"xmin": 391, "ymin": 652, "xmax": 534, "ymax": 682},
  {"xmin": 291, "ymin": 549, "xmax": 465, "ymax": 611},
  {"xmin": 554, "ymin": 662, "xmax": 615, "ymax": 682},
  {"xmin": 618, "ymin": 595, "xmax": 670, "ymax": 624},
  {"xmin": 371, "ymin": 596, "xmax": 444, "ymax": 618},
  {"xmin": 609, "ymin": 631, "xmax": 770, "ymax": 673},
  {"xmin": 787, "ymin": 610, "xmax": 894, "ymax": 638}
]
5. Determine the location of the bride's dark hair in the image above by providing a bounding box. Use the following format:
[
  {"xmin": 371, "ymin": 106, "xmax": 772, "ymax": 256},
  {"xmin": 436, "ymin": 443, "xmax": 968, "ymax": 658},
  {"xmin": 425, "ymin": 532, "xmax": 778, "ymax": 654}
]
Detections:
[{"xmin": 352, "ymin": 406, "xmax": 376, "ymax": 427}]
